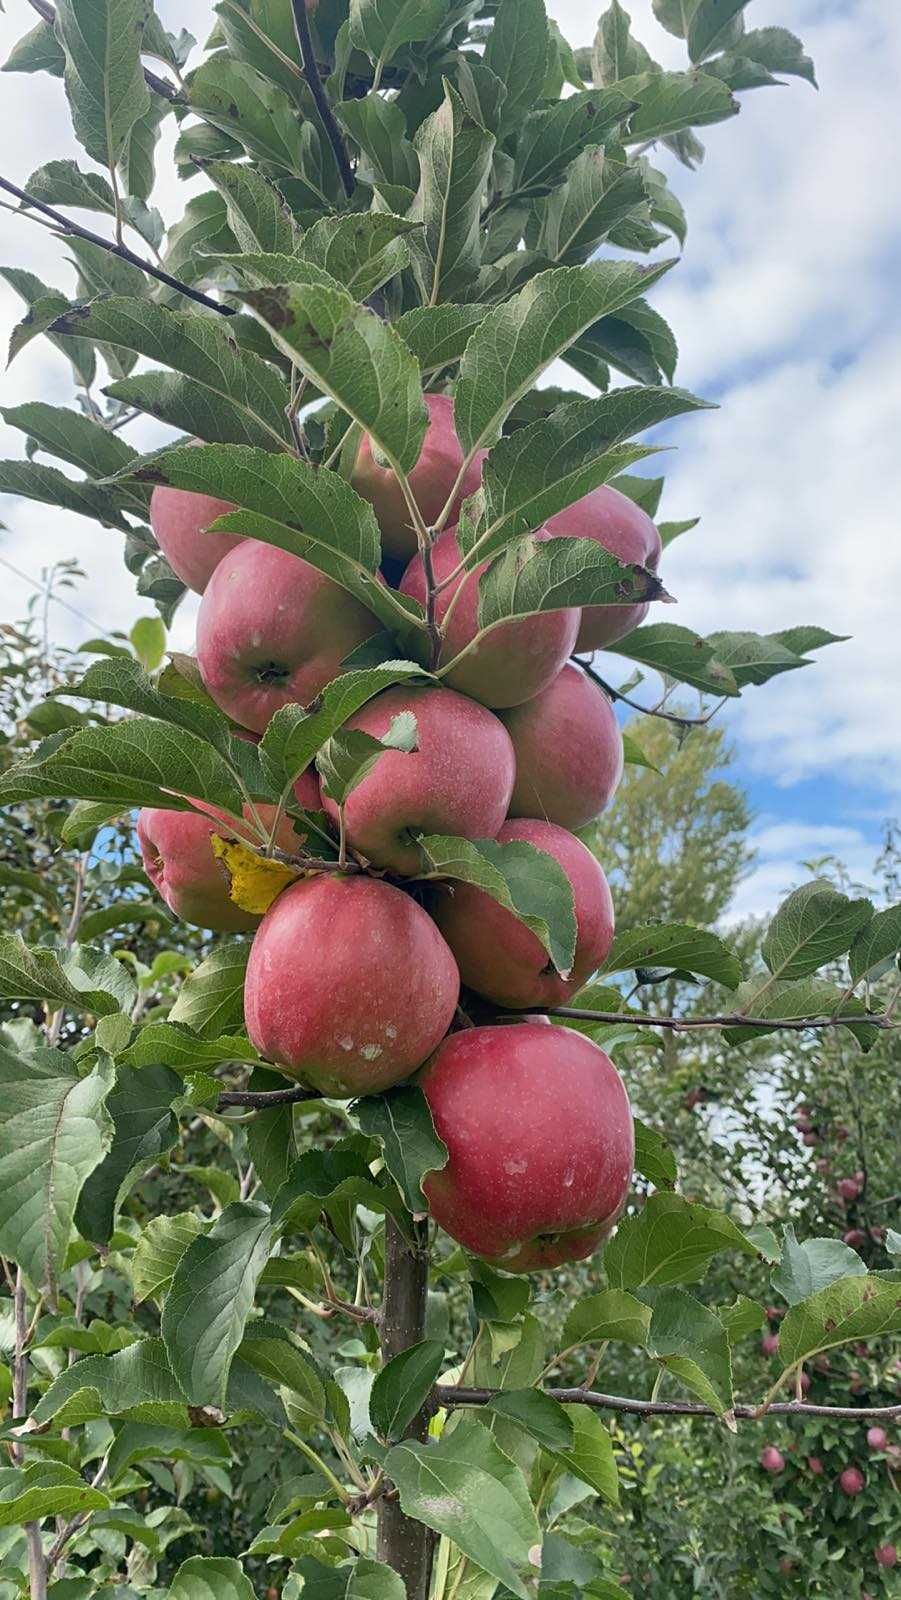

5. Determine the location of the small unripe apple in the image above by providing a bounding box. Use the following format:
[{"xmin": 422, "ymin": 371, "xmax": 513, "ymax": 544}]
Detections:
[
  {"xmin": 196, "ymin": 540, "xmax": 381, "ymax": 732},
  {"xmin": 500, "ymin": 664, "xmax": 623, "ymax": 830},
  {"xmin": 545, "ymin": 484, "xmax": 662, "ymax": 649},
  {"xmin": 875, "ymin": 1544, "xmax": 898, "ymax": 1569},
  {"xmin": 244, "ymin": 875, "xmax": 459, "ymax": 1095},
  {"xmin": 760, "ymin": 1445, "xmax": 785, "ymax": 1474},
  {"xmin": 321, "ymin": 685, "xmax": 515, "ymax": 875},
  {"xmin": 399, "ymin": 529, "xmax": 579, "ymax": 709},
  {"xmin": 431, "ymin": 818, "xmax": 614, "ymax": 1009},
  {"xmin": 419, "ymin": 1023, "xmax": 633, "ymax": 1271},
  {"xmin": 843, "ymin": 1229, "xmax": 868, "ymax": 1249},
  {"xmin": 807, "ymin": 1456, "xmax": 824, "ymax": 1475},
  {"xmin": 761, "ymin": 1332, "xmax": 780, "ymax": 1357},
  {"xmin": 137, "ymin": 795, "xmax": 312, "ymax": 932},
  {"xmin": 150, "ymin": 443, "xmax": 243, "ymax": 593},
  {"xmin": 839, "ymin": 1466, "xmax": 865, "ymax": 1496},
  {"xmin": 867, "ymin": 1427, "xmax": 889, "ymax": 1451},
  {"xmin": 352, "ymin": 393, "xmax": 485, "ymax": 561},
  {"xmin": 837, "ymin": 1176, "xmax": 861, "ymax": 1202}
]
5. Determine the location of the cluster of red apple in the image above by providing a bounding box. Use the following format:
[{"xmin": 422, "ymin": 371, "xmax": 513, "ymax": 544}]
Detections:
[
  {"xmin": 760, "ymin": 1430, "xmax": 897, "ymax": 1571},
  {"xmin": 795, "ymin": 1106, "xmax": 887, "ymax": 1254},
  {"xmin": 136, "ymin": 398, "xmax": 657, "ymax": 1270}
]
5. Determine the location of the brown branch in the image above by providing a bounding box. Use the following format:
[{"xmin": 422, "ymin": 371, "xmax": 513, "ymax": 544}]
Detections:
[
  {"xmin": 218, "ymin": 1082, "xmax": 323, "ymax": 1108},
  {"xmin": 436, "ymin": 1384, "xmax": 901, "ymax": 1424},
  {"xmin": 0, "ymin": 176, "xmax": 236, "ymax": 317},
  {"xmin": 576, "ymin": 655, "xmax": 727, "ymax": 731},
  {"xmin": 543, "ymin": 1004, "xmax": 895, "ymax": 1034},
  {"xmin": 289, "ymin": 0, "xmax": 355, "ymax": 197},
  {"xmin": 25, "ymin": 0, "xmax": 182, "ymax": 102}
]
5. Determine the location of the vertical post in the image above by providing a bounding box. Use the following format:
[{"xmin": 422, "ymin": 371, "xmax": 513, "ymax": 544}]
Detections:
[{"xmin": 377, "ymin": 1215, "xmax": 434, "ymax": 1600}]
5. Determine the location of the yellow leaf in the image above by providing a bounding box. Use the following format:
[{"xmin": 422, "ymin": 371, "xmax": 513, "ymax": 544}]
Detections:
[{"xmin": 211, "ymin": 834, "xmax": 300, "ymax": 916}]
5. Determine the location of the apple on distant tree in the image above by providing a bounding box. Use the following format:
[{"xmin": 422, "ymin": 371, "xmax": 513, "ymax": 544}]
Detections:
[
  {"xmin": 839, "ymin": 1466, "xmax": 865, "ymax": 1496},
  {"xmin": 760, "ymin": 1446, "xmax": 785, "ymax": 1475},
  {"xmin": 244, "ymin": 875, "xmax": 459, "ymax": 1095},
  {"xmin": 419, "ymin": 1022, "xmax": 633, "ymax": 1270}
]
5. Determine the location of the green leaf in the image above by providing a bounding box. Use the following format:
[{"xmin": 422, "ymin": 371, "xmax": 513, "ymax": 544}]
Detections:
[
  {"xmin": 0, "ymin": 1044, "xmax": 114, "ymax": 1291},
  {"xmin": 686, "ymin": 0, "xmax": 748, "ymax": 62},
  {"xmin": 202, "ymin": 159, "xmax": 298, "ymax": 254},
  {"xmin": 337, "ymin": 96, "xmax": 419, "ymax": 191},
  {"xmin": 162, "ymin": 1201, "xmax": 274, "ymax": 1409},
  {"xmin": 719, "ymin": 1297, "xmax": 765, "ymax": 1347},
  {"xmin": 317, "ymin": 711, "xmax": 419, "ymax": 806},
  {"xmin": 740, "ymin": 27, "xmax": 817, "ymax": 87},
  {"xmin": 604, "ymin": 1192, "xmax": 758, "ymax": 1289},
  {"xmin": 633, "ymin": 1120, "xmax": 677, "ymax": 1189},
  {"xmin": 51, "ymin": 296, "xmax": 292, "ymax": 450},
  {"xmin": 293, "ymin": 1558, "xmax": 405, "ymax": 1600},
  {"xmin": 394, "ymin": 304, "xmax": 490, "ymax": 376},
  {"xmin": 119, "ymin": 95, "xmax": 167, "ymax": 205},
  {"xmin": 515, "ymin": 87, "xmax": 636, "ymax": 194},
  {"xmin": 778, "ymin": 1275, "xmax": 901, "ymax": 1369},
  {"xmin": 107, "ymin": 1420, "xmax": 233, "ymax": 1480},
  {"xmin": 133, "ymin": 1213, "xmax": 206, "ymax": 1304},
  {"xmin": 472, "ymin": 535, "xmax": 664, "ymax": 650},
  {"xmin": 417, "ymin": 834, "xmax": 577, "ymax": 977},
  {"xmin": 182, "ymin": 1164, "xmax": 241, "ymax": 1210},
  {"xmin": 238, "ymin": 1325, "xmax": 326, "ymax": 1426},
  {"xmin": 0, "ymin": 401, "xmax": 142, "ymax": 499},
  {"xmin": 2, "ymin": 19, "xmax": 65, "ymax": 76},
  {"xmin": 620, "ymin": 731, "xmax": 661, "ymax": 773},
  {"xmin": 534, "ymin": 149, "xmax": 649, "ymax": 265},
  {"xmin": 370, "ymin": 1340, "xmax": 445, "ymax": 1441},
  {"xmin": 704, "ymin": 629, "xmax": 814, "ymax": 688},
  {"xmin": 723, "ymin": 977, "xmax": 882, "ymax": 1050},
  {"xmin": 246, "ymin": 1067, "xmax": 298, "ymax": 1200},
  {"xmin": 594, "ymin": 1, "xmax": 655, "ymax": 83},
  {"xmin": 169, "ymin": 944, "xmax": 250, "ymax": 1039},
  {"xmin": 242, "ymin": 279, "xmax": 428, "ymax": 475},
  {"xmin": 569, "ymin": 297, "xmax": 678, "ymax": 386},
  {"xmin": 602, "ymin": 922, "xmax": 741, "ymax": 988},
  {"xmin": 0, "ymin": 716, "xmax": 244, "ymax": 814},
  {"xmin": 548, "ymin": 1404, "xmax": 619, "ymax": 1502},
  {"xmin": 611, "ymin": 622, "xmax": 739, "ymax": 696},
  {"xmin": 189, "ymin": 57, "xmax": 309, "ymax": 176},
  {"xmin": 484, "ymin": 0, "xmax": 550, "ymax": 133},
  {"xmin": 0, "ymin": 458, "xmax": 133, "ymax": 532},
  {"xmin": 563, "ymin": 1288, "xmax": 651, "ymax": 1348},
  {"xmin": 74, "ymin": 1065, "xmax": 181, "ymax": 1245},
  {"xmin": 128, "ymin": 442, "xmax": 422, "ymax": 645},
  {"xmin": 167, "ymin": 1557, "xmax": 256, "ymax": 1600},
  {"xmin": 848, "ymin": 904, "xmax": 901, "ymax": 983},
  {"xmin": 486, "ymin": 1389, "xmax": 574, "ymax": 1452},
  {"xmin": 408, "ymin": 82, "xmax": 495, "ymax": 305},
  {"xmin": 0, "ymin": 934, "xmax": 132, "ymax": 1016},
  {"xmin": 642, "ymin": 1287, "xmax": 732, "ymax": 1413},
  {"xmin": 453, "ymin": 260, "xmax": 674, "ymax": 455},
  {"xmin": 0, "ymin": 1463, "xmax": 110, "ymax": 1528},
  {"xmin": 463, "ymin": 386, "xmax": 706, "ymax": 560},
  {"xmin": 262, "ymin": 661, "xmax": 429, "ymax": 792},
  {"xmin": 295, "ymin": 213, "xmax": 419, "ymax": 301},
  {"xmin": 354, "ymin": 1084, "xmax": 448, "ymax": 1212},
  {"xmin": 348, "ymin": 0, "xmax": 447, "ymax": 78},
  {"xmin": 117, "ymin": 1023, "xmax": 256, "ymax": 1072},
  {"xmin": 386, "ymin": 1416, "xmax": 540, "ymax": 1600},
  {"xmin": 0, "ymin": 264, "xmax": 95, "ymax": 387},
  {"xmin": 272, "ymin": 1140, "xmax": 407, "ymax": 1240},
  {"xmin": 23, "ymin": 158, "xmax": 116, "ymax": 213},
  {"xmin": 54, "ymin": 0, "xmax": 151, "ymax": 169},
  {"xmin": 619, "ymin": 70, "xmax": 739, "ymax": 143},
  {"xmin": 762, "ymin": 880, "xmax": 874, "ymax": 982},
  {"xmin": 129, "ymin": 615, "xmax": 166, "ymax": 672},
  {"xmin": 771, "ymin": 1225, "xmax": 867, "ymax": 1307}
]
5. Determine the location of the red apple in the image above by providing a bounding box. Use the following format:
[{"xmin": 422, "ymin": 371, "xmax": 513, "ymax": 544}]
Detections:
[
  {"xmin": 766, "ymin": 1305, "xmax": 785, "ymax": 1322},
  {"xmin": 419, "ymin": 1023, "xmax": 633, "ymax": 1270},
  {"xmin": 807, "ymin": 1456, "xmax": 824, "ymax": 1475},
  {"xmin": 431, "ymin": 818, "xmax": 614, "ymax": 1009},
  {"xmin": 843, "ymin": 1229, "xmax": 868, "ymax": 1249},
  {"xmin": 760, "ymin": 1446, "xmax": 785, "ymax": 1475},
  {"xmin": 802, "ymin": 1130, "xmax": 819, "ymax": 1146},
  {"xmin": 875, "ymin": 1544, "xmax": 898, "ymax": 1569},
  {"xmin": 398, "ymin": 528, "xmax": 578, "ymax": 709},
  {"xmin": 150, "ymin": 441, "xmax": 243, "ymax": 593},
  {"xmin": 137, "ymin": 799, "xmax": 309, "ymax": 932},
  {"xmin": 869, "ymin": 1226, "xmax": 886, "ymax": 1243},
  {"xmin": 545, "ymin": 484, "xmax": 662, "ymax": 650},
  {"xmin": 837, "ymin": 1176, "xmax": 861, "ymax": 1202},
  {"xmin": 196, "ymin": 541, "xmax": 380, "ymax": 733},
  {"xmin": 320, "ymin": 685, "xmax": 515, "ymax": 875},
  {"xmin": 244, "ymin": 875, "xmax": 459, "ymax": 1095},
  {"xmin": 352, "ymin": 393, "xmax": 485, "ymax": 561},
  {"xmin": 500, "ymin": 663, "xmax": 623, "ymax": 829},
  {"xmin": 867, "ymin": 1427, "xmax": 888, "ymax": 1451},
  {"xmin": 839, "ymin": 1466, "xmax": 865, "ymax": 1496},
  {"xmin": 761, "ymin": 1333, "xmax": 780, "ymax": 1357}
]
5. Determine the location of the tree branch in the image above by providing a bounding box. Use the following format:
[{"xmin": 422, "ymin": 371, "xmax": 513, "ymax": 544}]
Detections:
[
  {"xmin": 25, "ymin": 0, "xmax": 182, "ymax": 102},
  {"xmin": 0, "ymin": 176, "xmax": 236, "ymax": 317},
  {"xmin": 436, "ymin": 1384, "xmax": 901, "ymax": 1424},
  {"xmin": 289, "ymin": 0, "xmax": 355, "ymax": 197},
  {"xmin": 576, "ymin": 655, "xmax": 726, "ymax": 731}
]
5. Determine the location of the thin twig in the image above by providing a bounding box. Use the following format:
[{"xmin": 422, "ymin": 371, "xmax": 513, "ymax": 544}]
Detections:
[
  {"xmin": 436, "ymin": 1385, "xmax": 901, "ymax": 1424},
  {"xmin": 289, "ymin": 0, "xmax": 355, "ymax": 196},
  {"xmin": 13, "ymin": 1271, "xmax": 47, "ymax": 1600},
  {"xmin": 576, "ymin": 655, "xmax": 727, "ymax": 731},
  {"xmin": 25, "ymin": 0, "xmax": 182, "ymax": 102},
  {"xmin": 0, "ymin": 176, "xmax": 236, "ymax": 317}
]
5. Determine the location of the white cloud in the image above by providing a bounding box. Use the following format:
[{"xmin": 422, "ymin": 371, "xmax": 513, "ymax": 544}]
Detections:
[{"xmin": 727, "ymin": 818, "xmax": 878, "ymax": 923}]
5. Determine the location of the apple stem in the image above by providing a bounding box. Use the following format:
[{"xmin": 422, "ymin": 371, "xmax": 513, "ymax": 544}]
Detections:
[{"xmin": 378, "ymin": 1216, "xmax": 435, "ymax": 1600}]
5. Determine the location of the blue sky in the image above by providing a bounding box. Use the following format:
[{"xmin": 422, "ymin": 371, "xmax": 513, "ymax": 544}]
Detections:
[{"xmin": 0, "ymin": 0, "xmax": 899, "ymax": 921}]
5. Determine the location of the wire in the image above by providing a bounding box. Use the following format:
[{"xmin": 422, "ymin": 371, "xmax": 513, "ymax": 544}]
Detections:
[{"xmin": 0, "ymin": 554, "xmax": 116, "ymax": 638}]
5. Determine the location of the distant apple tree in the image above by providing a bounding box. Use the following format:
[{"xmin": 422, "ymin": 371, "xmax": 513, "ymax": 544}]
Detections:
[{"xmin": 0, "ymin": 2, "xmax": 898, "ymax": 1599}]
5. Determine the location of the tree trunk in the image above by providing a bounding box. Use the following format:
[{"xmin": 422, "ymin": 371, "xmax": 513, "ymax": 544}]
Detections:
[{"xmin": 377, "ymin": 1215, "xmax": 434, "ymax": 1600}]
